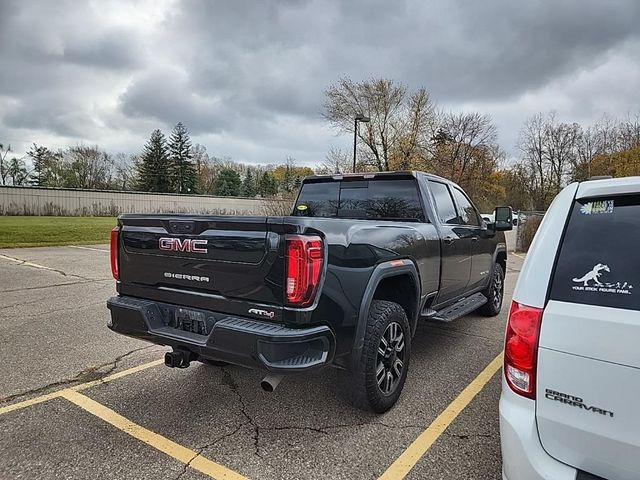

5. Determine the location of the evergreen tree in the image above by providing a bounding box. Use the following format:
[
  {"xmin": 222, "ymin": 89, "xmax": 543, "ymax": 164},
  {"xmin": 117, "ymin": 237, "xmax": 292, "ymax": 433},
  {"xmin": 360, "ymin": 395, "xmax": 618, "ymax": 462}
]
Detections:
[
  {"xmin": 242, "ymin": 167, "xmax": 257, "ymax": 197},
  {"xmin": 214, "ymin": 168, "xmax": 242, "ymax": 196},
  {"xmin": 258, "ymin": 171, "xmax": 278, "ymax": 197},
  {"xmin": 168, "ymin": 122, "xmax": 197, "ymax": 193},
  {"xmin": 136, "ymin": 129, "xmax": 171, "ymax": 192}
]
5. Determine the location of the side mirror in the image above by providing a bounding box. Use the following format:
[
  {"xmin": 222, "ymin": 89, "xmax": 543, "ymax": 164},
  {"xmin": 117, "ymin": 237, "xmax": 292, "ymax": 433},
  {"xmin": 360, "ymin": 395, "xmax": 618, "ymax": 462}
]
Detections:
[{"xmin": 493, "ymin": 206, "xmax": 513, "ymax": 231}]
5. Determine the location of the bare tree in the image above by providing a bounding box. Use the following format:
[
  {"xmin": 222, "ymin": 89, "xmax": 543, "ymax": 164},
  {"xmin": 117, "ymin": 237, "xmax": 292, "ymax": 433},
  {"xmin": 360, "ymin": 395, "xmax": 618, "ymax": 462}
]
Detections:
[
  {"xmin": 63, "ymin": 145, "xmax": 114, "ymax": 189},
  {"xmin": 0, "ymin": 143, "xmax": 11, "ymax": 186},
  {"xmin": 324, "ymin": 77, "xmax": 436, "ymax": 171},
  {"xmin": 393, "ymin": 88, "xmax": 438, "ymax": 169},
  {"xmin": 517, "ymin": 113, "xmax": 554, "ymax": 209},
  {"xmin": 435, "ymin": 111, "xmax": 500, "ymax": 182},
  {"xmin": 111, "ymin": 153, "xmax": 137, "ymax": 190},
  {"xmin": 192, "ymin": 143, "xmax": 209, "ymax": 176},
  {"xmin": 618, "ymin": 113, "xmax": 640, "ymax": 150},
  {"xmin": 517, "ymin": 112, "xmax": 580, "ymax": 209},
  {"xmin": 317, "ymin": 146, "xmax": 352, "ymax": 174}
]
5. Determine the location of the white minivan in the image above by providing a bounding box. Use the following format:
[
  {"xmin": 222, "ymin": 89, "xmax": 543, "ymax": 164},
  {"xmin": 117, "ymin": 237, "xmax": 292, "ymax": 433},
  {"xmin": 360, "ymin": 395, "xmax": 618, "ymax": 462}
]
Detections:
[{"xmin": 500, "ymin": 176, "xmax": 640, "ymax": 480}]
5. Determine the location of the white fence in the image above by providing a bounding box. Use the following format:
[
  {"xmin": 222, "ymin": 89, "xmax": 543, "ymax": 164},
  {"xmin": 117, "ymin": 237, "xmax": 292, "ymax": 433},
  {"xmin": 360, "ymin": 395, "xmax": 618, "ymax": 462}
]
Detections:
[{"xmin": 0, "ymin": 186, "xmax": 288, "ymax": 216}]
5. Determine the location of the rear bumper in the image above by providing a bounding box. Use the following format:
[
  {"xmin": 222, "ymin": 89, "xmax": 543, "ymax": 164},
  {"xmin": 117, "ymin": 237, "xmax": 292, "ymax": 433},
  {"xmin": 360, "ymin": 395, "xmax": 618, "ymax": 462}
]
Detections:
[
  {"xmin": 107, "ymin": 296, "xmax": 335, "ymax": 372},
  {"xmin": 499, "ymin": 377, "xmax": 577, "ymax": 480}
]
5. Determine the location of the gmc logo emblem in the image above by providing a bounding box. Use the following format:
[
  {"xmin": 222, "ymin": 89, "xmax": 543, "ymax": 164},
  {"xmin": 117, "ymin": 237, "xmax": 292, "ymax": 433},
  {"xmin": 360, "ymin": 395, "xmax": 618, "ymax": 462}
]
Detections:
[{"xmin": 159, "ymin": 237, "xmax": 208, "ymax": 254}]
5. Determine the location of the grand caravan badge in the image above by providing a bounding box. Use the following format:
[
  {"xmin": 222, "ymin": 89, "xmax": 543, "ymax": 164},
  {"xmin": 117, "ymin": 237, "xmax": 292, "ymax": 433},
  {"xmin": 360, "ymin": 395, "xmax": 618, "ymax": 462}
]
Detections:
[{"xmin": 572, "ymin": 263, "xmax": 633, "ymax": 295}]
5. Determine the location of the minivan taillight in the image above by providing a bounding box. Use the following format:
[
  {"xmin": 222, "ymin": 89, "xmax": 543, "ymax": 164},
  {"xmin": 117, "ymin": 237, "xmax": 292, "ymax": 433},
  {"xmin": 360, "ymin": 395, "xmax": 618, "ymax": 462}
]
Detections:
[
  {"xmin": 110, "ymin": 227, "xmax": 120, "ymax": 280},
  {"xmin": 504, "ymin": 301, "xmax": 543, "ymax": 399},
  {"xmin": 285, "ymin": 235, "xmax": 323, "ymax": 306}
]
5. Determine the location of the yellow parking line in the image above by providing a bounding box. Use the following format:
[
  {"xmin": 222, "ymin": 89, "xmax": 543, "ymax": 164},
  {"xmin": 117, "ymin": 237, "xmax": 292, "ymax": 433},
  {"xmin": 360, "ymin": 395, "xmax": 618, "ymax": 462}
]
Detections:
[
  {"xmin": 61, "ymin": 390, "xmax": 247, "ymax": 480},
  {"xmin": 379, "ymin": 352, "xmax": 504, "ymax": 480},
  {"xmin": 0, "ymin": 358, "xmax": 163, "ymax": 416},
  {"xmin": 512, "ymin": 252, "xmax": 526, "ymax": 260},
  {"xmin": 0, "ymin": 391, "xmax": 64, "ymax": 416}
]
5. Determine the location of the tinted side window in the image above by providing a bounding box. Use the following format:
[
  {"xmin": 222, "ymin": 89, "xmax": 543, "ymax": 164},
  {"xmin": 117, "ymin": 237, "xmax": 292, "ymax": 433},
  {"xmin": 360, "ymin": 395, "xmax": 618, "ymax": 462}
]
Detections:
[
  {"xmin": 360, "ymin": 179, "xmax": 425, "ymax": 221},
  {"xmin": 429, "ymin": 181, "xmax": 458, "ymax": 224},
  {"xmin": 451, "ymin": 187, "xmax": 481, "ymax": 226},
  {"xmin": 550, "ymin": 195, "xmax": 640, "ymax": 311},
  {"xmin": 293, "ymin": 182, "xmax": 340, "ymax": 217}
]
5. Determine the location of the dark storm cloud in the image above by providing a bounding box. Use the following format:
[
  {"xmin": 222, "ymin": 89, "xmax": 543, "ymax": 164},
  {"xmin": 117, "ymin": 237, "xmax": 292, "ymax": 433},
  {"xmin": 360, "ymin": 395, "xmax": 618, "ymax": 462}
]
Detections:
[{"xmin": 1, "ymin": 0, "xmax": 640, "ymax": 163}]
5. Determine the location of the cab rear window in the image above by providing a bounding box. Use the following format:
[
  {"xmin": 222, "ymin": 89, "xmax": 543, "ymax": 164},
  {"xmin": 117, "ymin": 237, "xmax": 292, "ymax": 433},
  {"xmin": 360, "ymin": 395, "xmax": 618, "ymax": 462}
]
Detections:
[
  {"xmin": 293, "ymin": 178, "xmax": 426, "ymax": 222},
  {"xmin": 550, "ymin": 194, "xmax": 640, "ymax": 311}
]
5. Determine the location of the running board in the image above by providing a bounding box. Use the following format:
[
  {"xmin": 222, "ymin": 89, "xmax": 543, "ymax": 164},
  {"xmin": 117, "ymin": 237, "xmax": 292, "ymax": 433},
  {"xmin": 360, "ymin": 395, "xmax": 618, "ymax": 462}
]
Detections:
[{"xmin": 423, "ymin": 293, "xmax": 488, "ymax": 322}]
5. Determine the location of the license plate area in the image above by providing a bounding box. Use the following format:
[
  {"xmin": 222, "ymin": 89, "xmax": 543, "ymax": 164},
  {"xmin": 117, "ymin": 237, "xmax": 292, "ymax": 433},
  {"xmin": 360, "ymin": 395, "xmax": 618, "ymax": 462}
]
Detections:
[
  {"xmin": 175, "ymin": 308, "xmax": 209, "ymax": 335},
  {"xmin": 158, "ymin": 305, "xmax": 217, "ymax": 336}
]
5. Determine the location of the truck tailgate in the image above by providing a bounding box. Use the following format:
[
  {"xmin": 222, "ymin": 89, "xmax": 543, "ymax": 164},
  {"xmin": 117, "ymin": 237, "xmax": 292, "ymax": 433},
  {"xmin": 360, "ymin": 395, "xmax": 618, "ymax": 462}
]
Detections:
[{"xmin": 118, "ymin": 215, "xmax": 284, "ymax": 311}]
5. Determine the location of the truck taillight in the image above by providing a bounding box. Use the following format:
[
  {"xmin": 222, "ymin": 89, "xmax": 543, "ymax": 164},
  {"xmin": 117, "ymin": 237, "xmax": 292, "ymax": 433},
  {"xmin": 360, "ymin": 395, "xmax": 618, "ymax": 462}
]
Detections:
[
  {"xmin": 285, "ymin": 235, "xmax": 323, "ymax": 306},
  {"xmin": 110, "ymin": 227, "xmax": 120, "ymax": 280},
  {"xmin": 504, "ymin": 301, "xmax": 543, "ymax": 399}
]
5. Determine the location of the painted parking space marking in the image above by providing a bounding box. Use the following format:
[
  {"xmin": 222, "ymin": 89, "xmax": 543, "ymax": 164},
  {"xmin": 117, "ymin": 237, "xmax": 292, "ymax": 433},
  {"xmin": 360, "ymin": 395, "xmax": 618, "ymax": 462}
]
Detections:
[
  {"xmin": 379, "ymin": 352, "xmax": 503, "ymax": 480},
  {"xmin": 0, "ymin": 253, "xmax": 63, "ymax": 273},
  {"xmin": 0, "ymin": 391, "xmax": 64, "ymax": 416},
  {"xmin": 69, "ymin": 245, "xmax": 109, "ymax": 252},
  {"xmin": 1, "ymin": 350, "xmax": 503, "ymax": 480},
  {"xmin": 0, "ymin": 358, "xmax": 164, "ymax": 416},
  {"xmin": 61, "ymin": 390, "xmax": 247, "ymax": 480}
]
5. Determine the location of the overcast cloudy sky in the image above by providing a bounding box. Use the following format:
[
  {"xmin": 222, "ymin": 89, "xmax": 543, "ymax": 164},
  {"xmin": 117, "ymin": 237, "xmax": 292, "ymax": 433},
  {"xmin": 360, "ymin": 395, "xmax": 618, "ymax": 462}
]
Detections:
[{"xmin": 1, "ymin": 0, "xmax": 639, "ymax": 166}]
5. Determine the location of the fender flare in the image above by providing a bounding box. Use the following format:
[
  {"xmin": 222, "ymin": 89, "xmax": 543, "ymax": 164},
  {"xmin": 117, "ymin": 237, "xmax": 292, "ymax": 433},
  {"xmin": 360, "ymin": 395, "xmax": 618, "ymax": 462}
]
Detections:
[
  {"xmin": 493, "ymin": 243, "xmax": 507, "ymax": 267},
  {"xmin": 351, "ymin": 259, "xmax": 421, "ymax": 364},
  {"xmin": 484, "ymin": 244, "xmax": 507, "ymax": 289},
  {"xmin": 493, "ymin": 242, "xmax": 507, "ymax": 261}
]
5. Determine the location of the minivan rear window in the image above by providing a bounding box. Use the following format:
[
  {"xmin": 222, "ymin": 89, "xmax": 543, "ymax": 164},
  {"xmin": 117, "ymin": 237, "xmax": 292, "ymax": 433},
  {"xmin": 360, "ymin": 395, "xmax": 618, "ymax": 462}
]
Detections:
[
  {"xmin": 293, "ymin": 178, "xmax": 426, "ymax": 221},
  {"xmin": 550, "ymin": 194, "xmax": 640, "ymax": 311}
]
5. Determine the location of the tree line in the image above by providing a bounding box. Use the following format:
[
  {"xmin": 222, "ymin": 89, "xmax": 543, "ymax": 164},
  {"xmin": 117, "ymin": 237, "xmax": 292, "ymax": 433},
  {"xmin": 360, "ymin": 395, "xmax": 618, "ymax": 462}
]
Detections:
[
  {"xmin": 2, "ymin": 76, "xmax": 639, "ymax": 208},
  {"xmin": 0, "ymin": 122, "xmax": 313, "ymax": 198}
]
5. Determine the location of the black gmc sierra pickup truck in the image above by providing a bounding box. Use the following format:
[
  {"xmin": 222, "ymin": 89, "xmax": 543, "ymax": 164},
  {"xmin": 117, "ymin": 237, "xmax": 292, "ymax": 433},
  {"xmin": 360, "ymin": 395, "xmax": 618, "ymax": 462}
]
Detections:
[{"xmin": 107, "ymin": 171, "xmax": 512, "ymax": 412}]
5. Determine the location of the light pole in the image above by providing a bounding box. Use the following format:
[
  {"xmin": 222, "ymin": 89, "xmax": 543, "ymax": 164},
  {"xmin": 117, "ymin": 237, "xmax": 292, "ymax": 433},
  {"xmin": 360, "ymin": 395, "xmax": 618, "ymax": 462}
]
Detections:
[{"xmin": 353, "ymin": 113, "xmax": 370, "ymax": 172}]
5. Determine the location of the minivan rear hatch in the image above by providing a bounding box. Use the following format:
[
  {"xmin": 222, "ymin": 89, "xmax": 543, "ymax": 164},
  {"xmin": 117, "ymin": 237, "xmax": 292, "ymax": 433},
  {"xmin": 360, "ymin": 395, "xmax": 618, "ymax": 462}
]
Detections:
[{"xmin": 536, "ymin": 185, "xmax": 640, "ymax": 479}]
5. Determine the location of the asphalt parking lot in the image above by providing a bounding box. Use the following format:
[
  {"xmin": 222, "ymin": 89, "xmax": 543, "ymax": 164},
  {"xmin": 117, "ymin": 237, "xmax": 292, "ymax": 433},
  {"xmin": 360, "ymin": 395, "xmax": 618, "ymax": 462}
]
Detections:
[{"xmin": 0, "ymin": 244, "xmax": 524, "ymax": 479}]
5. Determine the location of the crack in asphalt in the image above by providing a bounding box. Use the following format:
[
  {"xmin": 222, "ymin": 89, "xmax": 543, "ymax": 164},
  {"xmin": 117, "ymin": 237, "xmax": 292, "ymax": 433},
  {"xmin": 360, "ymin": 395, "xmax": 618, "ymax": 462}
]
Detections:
[
  {"xmin": 0, "ymin": 253, "xmax": 93, "ymax": 281},
  {"xmin": 174, "ymin": 422, "xmax": 247, "ymax": 480},
  {"xmin": 423, "ymin": 324, "xmax": 503, "ymax": 343},
  {"xmin": 261, "ymin": 421, "xmax": 423, "ymax": 436},
  {"xmin": 216, "ymin": 367, "xmax": 426, "ymax": 459},
  {"xmin": 443, "ymin": 431, "xmax": 494, "ymax": 440},
  {"xmin": 0, "ymin": 300, "xmax": 106, "ymax": 319},
  {"xmin": 0, "ymin": 345, "xmax": 155, "ymax": 404},
  {"xmin": 220, "ymin": 368, "xmax": 261, "ymax": 458},
  {"xmin": 0, "ymin": 278, "xmax": 110, "ymax": 294}
]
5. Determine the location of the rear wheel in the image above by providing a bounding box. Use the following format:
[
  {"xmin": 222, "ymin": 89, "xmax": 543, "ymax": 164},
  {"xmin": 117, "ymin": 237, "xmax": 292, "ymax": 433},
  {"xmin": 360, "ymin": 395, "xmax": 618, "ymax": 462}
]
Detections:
[
  {"xmin": 339, "ymin": 300, "xmax": 411, "ymax": 413},
  {"xmin": 478, "ymin": 263, "xmax": 504, "ymax": 317}
]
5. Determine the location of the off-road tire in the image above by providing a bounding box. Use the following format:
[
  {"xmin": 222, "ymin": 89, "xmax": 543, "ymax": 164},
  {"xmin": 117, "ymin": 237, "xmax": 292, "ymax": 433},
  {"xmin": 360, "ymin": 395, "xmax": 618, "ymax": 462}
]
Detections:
[
  {"xmin": 478, "ymin": 263, "xmax": 504, "ymax": 317},
  {"xmin": 339, "ymin": 300, "xmax": 411, "ymax": 413}
]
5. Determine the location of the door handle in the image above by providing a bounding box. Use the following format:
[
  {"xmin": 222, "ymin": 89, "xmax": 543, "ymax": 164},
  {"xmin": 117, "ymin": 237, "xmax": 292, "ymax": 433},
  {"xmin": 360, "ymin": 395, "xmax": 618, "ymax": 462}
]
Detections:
[
  {"xmin": 471, "ymin": 236, "xmax": 479, "ymax": 242},
  {"xmin": 443, "ymin": 236, "xmax": 454, "ymax": 245}
]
